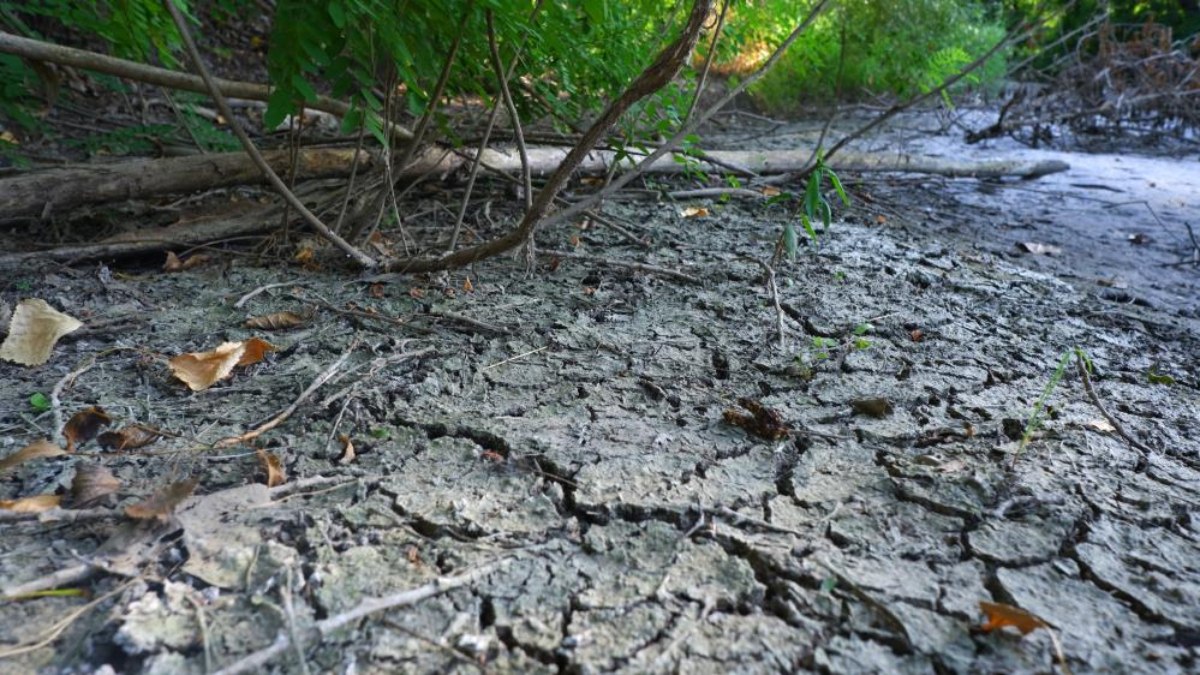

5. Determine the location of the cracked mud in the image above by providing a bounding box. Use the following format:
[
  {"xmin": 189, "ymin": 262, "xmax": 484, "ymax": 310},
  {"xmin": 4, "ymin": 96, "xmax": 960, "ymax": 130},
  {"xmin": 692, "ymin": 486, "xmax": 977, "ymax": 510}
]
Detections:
[{"xmin": 2, "ymin": 121, "xmax": 1198, "ymax": 673}]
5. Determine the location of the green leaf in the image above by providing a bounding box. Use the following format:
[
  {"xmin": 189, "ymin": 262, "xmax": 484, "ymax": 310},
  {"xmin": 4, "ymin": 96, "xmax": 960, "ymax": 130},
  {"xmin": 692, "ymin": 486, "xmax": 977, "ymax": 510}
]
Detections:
[
  {"xmin": 1147, "ymin": 371, "xmax": 1176, "ymax": 385},
  {"xmin": 783, "ymin": 220, "xmax": 797, "ymax": 261},
  {"xmin": 819, "ymin": 577, "xmax": 837, "ymax": 593},
  {"xmin": 800, "ymin": 213, "xmax": 817, "ymax": 242},
  {"xmin": 29, "ymin": 392, "xmax": 51, "ymax": 413},
  {"xmin": 828, "ymin": 170, "xmax": 849, "ymax": 205},
  {"xmin": 853, "ymin": 323, "xmax": 873, "ymax": 336}
]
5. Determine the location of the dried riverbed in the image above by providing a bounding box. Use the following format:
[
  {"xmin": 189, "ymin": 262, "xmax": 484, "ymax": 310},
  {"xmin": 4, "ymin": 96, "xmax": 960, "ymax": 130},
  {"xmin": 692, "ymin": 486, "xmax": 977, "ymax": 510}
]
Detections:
[{"xmin": 2, "ymin": 119, "xmax": 1198, "ymax": 673}]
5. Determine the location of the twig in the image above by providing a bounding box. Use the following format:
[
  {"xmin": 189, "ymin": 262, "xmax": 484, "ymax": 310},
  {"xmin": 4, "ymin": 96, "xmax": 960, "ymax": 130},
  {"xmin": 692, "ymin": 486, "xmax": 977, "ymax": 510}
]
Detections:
[
  {"xmin": 212, "ymin": 560, "xmax": 512, "ymax": 675},
  {"xmin": 163, "ymin": 1, "xmax": 376, "ymax": 268},
  {"xmin": 742, "ymin": 257, "xmax": 786, "ymax": 350},
  {"xmin": 0, "ymin": 506, "xmax": 120, "ymax": 524},
  {"xmin": 424, "ymin": 310, "xmax": 513, "ymax": 336},
  {"xmin": 0, "ymin": 580, "xmax": 134, "ymax": 658},
  {"xmin": 213, "ymin": 340, "xmax": 359, "ymax": 449},
  {"xmin": 1, "ymin": 564, "xmax": 95, "ymax": 600},
  {"xmin": 480, "ymin": 346, "xmax": 547, "ymax": 372},
  {"xmin": 668, "ymin": 187, "xmax": 768, "ymax": 200},
  {"xmin": 685, "ymin": 0, "xmax": 730, "ymax": 122},
  {"xmin": 1075, "ymin": 355, "xmax": 1154, "ymax": 463},
  {"xmin": 233, "ymin": 280, "xmax": 311, "ymax": 309},
  {"xmin": 487, "ymin": 10, "xmax": 533, "ymax": 213}
]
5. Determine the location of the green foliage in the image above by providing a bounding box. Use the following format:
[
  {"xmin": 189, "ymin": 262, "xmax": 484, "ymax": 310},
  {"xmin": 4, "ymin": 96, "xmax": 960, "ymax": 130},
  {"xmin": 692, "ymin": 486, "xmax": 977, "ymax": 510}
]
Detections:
[
  {"xmin": 783, "ymin": 152, "xmax": 849, "ymax": 260},
  {"xmin": 6, "ymin": 0, "xmax": 184, "ymax": 65},
  {"xmin": 717, "ymin": 0, "xmax": 1008, "ymax": 113},
  {"xmin": 28, "ymin": 393, "xmax": 51, "ymax": 413}
]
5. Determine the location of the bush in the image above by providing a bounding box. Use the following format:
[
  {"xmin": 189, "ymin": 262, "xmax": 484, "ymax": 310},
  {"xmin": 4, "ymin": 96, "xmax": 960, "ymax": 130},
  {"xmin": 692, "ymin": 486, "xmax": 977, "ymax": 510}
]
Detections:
[{"xmin": 713, "ymin": 0, "xmax": 1008, "ymax": 114}]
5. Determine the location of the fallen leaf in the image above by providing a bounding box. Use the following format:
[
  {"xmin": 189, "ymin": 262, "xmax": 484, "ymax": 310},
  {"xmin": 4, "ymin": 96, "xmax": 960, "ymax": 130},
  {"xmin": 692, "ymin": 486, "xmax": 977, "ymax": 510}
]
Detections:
[
  {"xmin": 850, "ymin": 397, "xmax": 894, "ymax": 418},
  {"xmin": 237, "ymin": 337, "xmax": 277, "ymax": 366},
  {"xmin": 910, "ymin": 328, "xmax": 925, "ymax": 342},
  {"xmin": 481, "ymin": 449, "xmax": 505, "ymax": 463},
  {"xmin": 875, "ymin": 214, "xmax": 887, "ymax": 225},
  {"xmin": 569, "ymin": 234, "xmax": 582, "ymax": 248},
  {"xmin": 163, "ymin": 251, "xmax": 209, "ymax": 272},
  {"xmin": 0, "ymin": 494, "xmax": 62, "ymax": 513},
  {"xmin": 337, "ymin": 434, "xmax": 356, "ymax": 464},
  {"xmin": 71, "ymin": 462, "xmax": 120, "ymax": 506},
  {"xmin": 409, "ymin": 287, "xmax": 426, "ymax": 299},
  {"xmin": 256, "ymin": 449, "xmax": 286, "ymax": 487},
  {"xmin": 1016, "ymin": 242, "xmax": 1062, "ymax": 256},
  {"xmin": 680, "ymin": 206, "xmax": 709, "ymax": 218},
  {"xmin": 125, "ymin": 477, "xmax": 199, "ymax": 521},
  {"xmin": 0, "ymin": 439, "xmax": 66, "ymax": 473},
  {"xmin": 0, "ymin": 299, "xmax": 84, "ymax": 366},
  {"xmin": 97, "ymin": 424, "xmax": 162, "ymax": 451},
  {"xmin": 1084, "ymin": 419, "xmax": 1116, "ymax": 433},
  {"xmin": 369, "ymin": 283, "xmax": 386, "ymax": 299},
  {"xmin": 294, "ymin": 246, "xmax": 316, "ymax": 265},
  {"xmin": 760, "ymin": 186, "xmax": 781, "ymax": 197},
  {"xmin": 978, "ymin": 600, "xmax": 1050, "ymax": 635},
  {"xmin": 723, "ymin": 397, "xmax": 790, "ymax": 440},
  {"xmin": 244, "ymin": 311, "xmax": 306, "ymax": 330},
  {"xmin": 63, "ymin": 406, "xmax": 113, "ymax": 452},
  {"xmin": 169, "ymin": 341, "xmax": 246, "ymax": 391},
  {"xmin": 463, "ymin": 277, "xmax": 474, "ymax": 293}
]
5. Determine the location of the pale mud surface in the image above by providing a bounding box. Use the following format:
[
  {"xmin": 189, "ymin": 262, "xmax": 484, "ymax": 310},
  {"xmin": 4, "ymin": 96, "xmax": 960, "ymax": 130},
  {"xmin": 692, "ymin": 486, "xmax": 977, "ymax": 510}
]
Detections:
[{"xmin": 2, "ymin": 117, "xmax": 1199, "ymax": 674}]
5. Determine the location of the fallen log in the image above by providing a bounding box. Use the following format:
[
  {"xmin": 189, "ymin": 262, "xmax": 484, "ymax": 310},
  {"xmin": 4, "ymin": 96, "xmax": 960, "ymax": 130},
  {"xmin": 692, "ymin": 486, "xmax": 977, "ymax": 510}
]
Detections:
[
  {"xmin": 0, "ymin": 145, "xmax": 1066, "ymax": 222},
  {"xmin": 0, "ymin": 148, "xmax": 376, "ymax": 221}
]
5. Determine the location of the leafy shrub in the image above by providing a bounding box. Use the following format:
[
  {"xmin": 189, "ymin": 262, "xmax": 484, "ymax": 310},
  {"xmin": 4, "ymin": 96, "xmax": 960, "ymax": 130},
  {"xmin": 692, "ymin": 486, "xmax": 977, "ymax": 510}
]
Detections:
[{"xmin": 713, "ymin": 0, "xmax": 1008, "ymax": 113}]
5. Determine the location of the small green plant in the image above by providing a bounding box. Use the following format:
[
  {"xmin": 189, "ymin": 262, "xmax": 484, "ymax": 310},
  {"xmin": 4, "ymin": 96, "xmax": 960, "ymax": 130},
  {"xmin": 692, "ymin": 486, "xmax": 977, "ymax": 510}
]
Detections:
[
  {"xmin": 14, "ymin": 279, "xmax": 33, "ymax": 292},
  {"xmin": 782, "ymin": 153, "xmax": 850, "ymax": 261},
  {"xmin": 29, "ymin": 392, "xmax": 51, "ymax": 413},
  {"xmin": 369, "ymin": 427, "xmax": 392, "ymax": 439},
  {"xmin": 1013, "ymin": 347, "xmax": 1090, "ymax": 466}
]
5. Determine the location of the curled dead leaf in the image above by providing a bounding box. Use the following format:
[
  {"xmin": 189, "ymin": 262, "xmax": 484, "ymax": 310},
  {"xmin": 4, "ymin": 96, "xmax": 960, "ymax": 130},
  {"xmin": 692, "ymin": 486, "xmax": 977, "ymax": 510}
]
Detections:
[
  {"xmin": 237, "ymin": 337, "xmax": 277, "ymax": 366},
  {"xmin": 256, "ymin": 449, "xmax": 286, "ymax": 487},
  {"xmin": 63, "ymin": 406, "xmax": 113, "ymax": 452},
  {"xmin": 680, "ymin": 206, "xmax": 710, "ymax": 218},
  {"xmin": 337, "ymin": 434, "xmax": 356, "ymax": 464},
  {"xmin": 978, "ymin": 600, "xmax": 1050, "ymax": 635},
  {"xmin": 463, "ymin": 277, "xmax": 474, "ymax": 293},
  {"xmin": 169, "ymin": 341, "xmax": 246, "ymax": 391},
  {"xmin": 244, "ymin": 311, "xmax": 307, "ymax": 331},
  {"xmin": 97, "ymin": 424, "xmax": 162, "ymax": 451},
  {"xmin": 723, "ymin": 397, "xmax": 790, "ymax": 440},
  {"xmin": 125, "ymin": 477, "xmax": 199, "ymax": 521},
  {"xmin": 0, "ymin": 298, "xmax": 84, "ymax": 366},
  {"xmin": 760, "ymin": 186, "xmax": 781, "ymax": 197},
  {"xmin": 0, "ymin": 439, "xmax": 66, "ymax": 473},
  {"xmin": 163, "ymin": 251, "xmax": 209, "ymax": 272},
  {"xmin": 409, "ymin": 287, "xmax": 426, "ymax": 299},
  {"xmin": 850, "ymin": 397, "xmax": 894, "ymax": 418},
  {"xmin": 71, "ymin": 462, "xmax": 120, "ymax": 506},
  {"xmin": 0, "ymin": 494, "xmax": 62, "ymax": 513}
]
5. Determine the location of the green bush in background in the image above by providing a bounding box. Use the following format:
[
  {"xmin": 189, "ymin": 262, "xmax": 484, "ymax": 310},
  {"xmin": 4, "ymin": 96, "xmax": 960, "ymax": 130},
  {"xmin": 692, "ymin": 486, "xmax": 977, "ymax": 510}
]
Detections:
[{"xmin": 715, "ymin": 0, "xmax": 1008, "ymax": 113}]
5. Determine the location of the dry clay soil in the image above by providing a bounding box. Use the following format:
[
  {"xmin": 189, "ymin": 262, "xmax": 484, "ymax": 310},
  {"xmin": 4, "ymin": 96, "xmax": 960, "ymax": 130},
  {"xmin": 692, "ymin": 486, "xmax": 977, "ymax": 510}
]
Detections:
[{"xmin": 1, "ymin": 122, "xmax": 1199, "ymax": 674}]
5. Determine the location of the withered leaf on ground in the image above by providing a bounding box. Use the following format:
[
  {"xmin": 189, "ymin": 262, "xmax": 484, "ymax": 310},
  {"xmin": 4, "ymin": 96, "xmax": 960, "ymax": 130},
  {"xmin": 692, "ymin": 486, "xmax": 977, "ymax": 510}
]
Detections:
[
  {"xmin": 244, "ymin": 311, "xmax": 307, "ymax": 330},
  {"xmin": 256, "ymin": 449, "xmax": 286, "ymax": 487},
  {"xmin": 168, "ymin": 338, "xmax": 276, "ymax": 391},
  {"xmin": 97, "ymin": 424, "xmax": 162, "ymax": 451},
  {"xmin": 163, "ymin": 251, "xmax": 210, "ymax": 272},
  {"xmin": 978, "ymin": 600, "xmax": 1051, "ymax": 635},
  {"xmin": 850, "ymin": 397, "xmax": 894, "ymax": 418},
  {"xmin": 63, "ymin": 406, "xmax": 113, "ymax": 452},
  {"xmin": 723, "ymin": 397, "xmax": 791, "ymax": 440},
  {"xmin": 681, "ymin": 206, "xmax": 710, "ymax": 218},
  {"xmin": 0, "ymin": 439, "xmax": 66, "ymax": 473},
  {"xmin": 0, "ymin": 494, "xmax": 63, "ymax": 513},
  {"xmin": 71, "ymin": 462, "xmax": 121, "ymax": 507},
  {"xmin": 337, "ymin": 434, "xmax": 356, "ymax": 464},
  {"xmin": 125, "ymin": 477, "xmax": 199, "ymax": 521},
  {"xmin": 1017, "ymin": 241, "xmax": 1062, "ymax": 256},
  {"xmin": 0, "ymin": 298, "xmax": 84, "ymax": 366}
]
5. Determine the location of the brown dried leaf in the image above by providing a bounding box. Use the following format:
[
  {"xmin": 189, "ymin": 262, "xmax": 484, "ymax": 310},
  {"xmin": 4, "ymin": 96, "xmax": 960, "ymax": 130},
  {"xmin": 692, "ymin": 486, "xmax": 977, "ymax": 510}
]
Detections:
[
  {"xmin": 723, "ymin": 398, "xmax": 790, "ymax": 440},
  {"xmin": 256, "ymin": 449, "xmax": 286, "ymax": 487},
  {"xmin": 850, "ymin": 397, "xmax": 894, "ymax": 418},
  {"xmin": 71, "ymin": 462, "xmax": 120, "ymax": 506},
  {"xmin": 63, "ymin": 406, "xmax": 113, "ymax": 452},
  {"xmin": 0, "ymin": 298, "xmax": 84, "ymax": 366},
  {"xmin": 0, "ymin": 439, "xmax": 66, "ymax": 473},
  {"xmin": 337, "ymin": 434, "xmax": 356, "ymax": 465},
  {"xmin": 462, "ymin": 277, "xmax": 474, "ymax": 293},
  {"xmin": 125, "ymin": 477, "xmax": 199, "ymax": 521},
  {"xmin": 0, "ymin": 494, "xmax": 62, "ymax": 513},
  {"xmin": 244, "ymin": 311, "xmax": 307, "ymax": 331},
  {"xmin": 409, "ymin": 287, "xmax": 426, "ymax": 299},
  {"xmin": 978, "ymin": 601, "xmax": 1050, "ymax": 635},
  {"xmin": 97, "ymin": 424, "xmax": 162, "ymax": 451},
  {"xmin": 237, "ymin": 337, "xmax": 277, "ymax": 366},
  {"xmin": 163, "ymin": 251, "xmax": 209, "ymax": 272},
  {"xmin": 168, "ymin": 341, "xmax": 246, "ymax": 391},
  {"xmin": 369, "ymin": 283, "xmax": 386, "ymax": 299},
  {"xmin": 680, "ymin": 206, "xmax": 709, "ymax": 218},
  {"xmin": 1085, "ymin": 419, "xmax": 1116, "ymax": 433},
  {"xmin": 760, "ymin": 186, "xmax": 781, "ymax": 197},
  {"xmin": 910, "ymin": 328, "xmax": 925, "ymax": 342}
]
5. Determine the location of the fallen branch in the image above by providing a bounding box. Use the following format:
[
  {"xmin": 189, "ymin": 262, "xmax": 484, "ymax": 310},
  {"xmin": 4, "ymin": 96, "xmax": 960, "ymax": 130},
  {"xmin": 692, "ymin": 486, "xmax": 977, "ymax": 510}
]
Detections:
[
  {"xmin": 0, "ymin": 30, "xmax": 412, "ymax": 142},
  {"xmin": 0, "ymin": 148, "xmax": 376, "ymax": 221}
]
